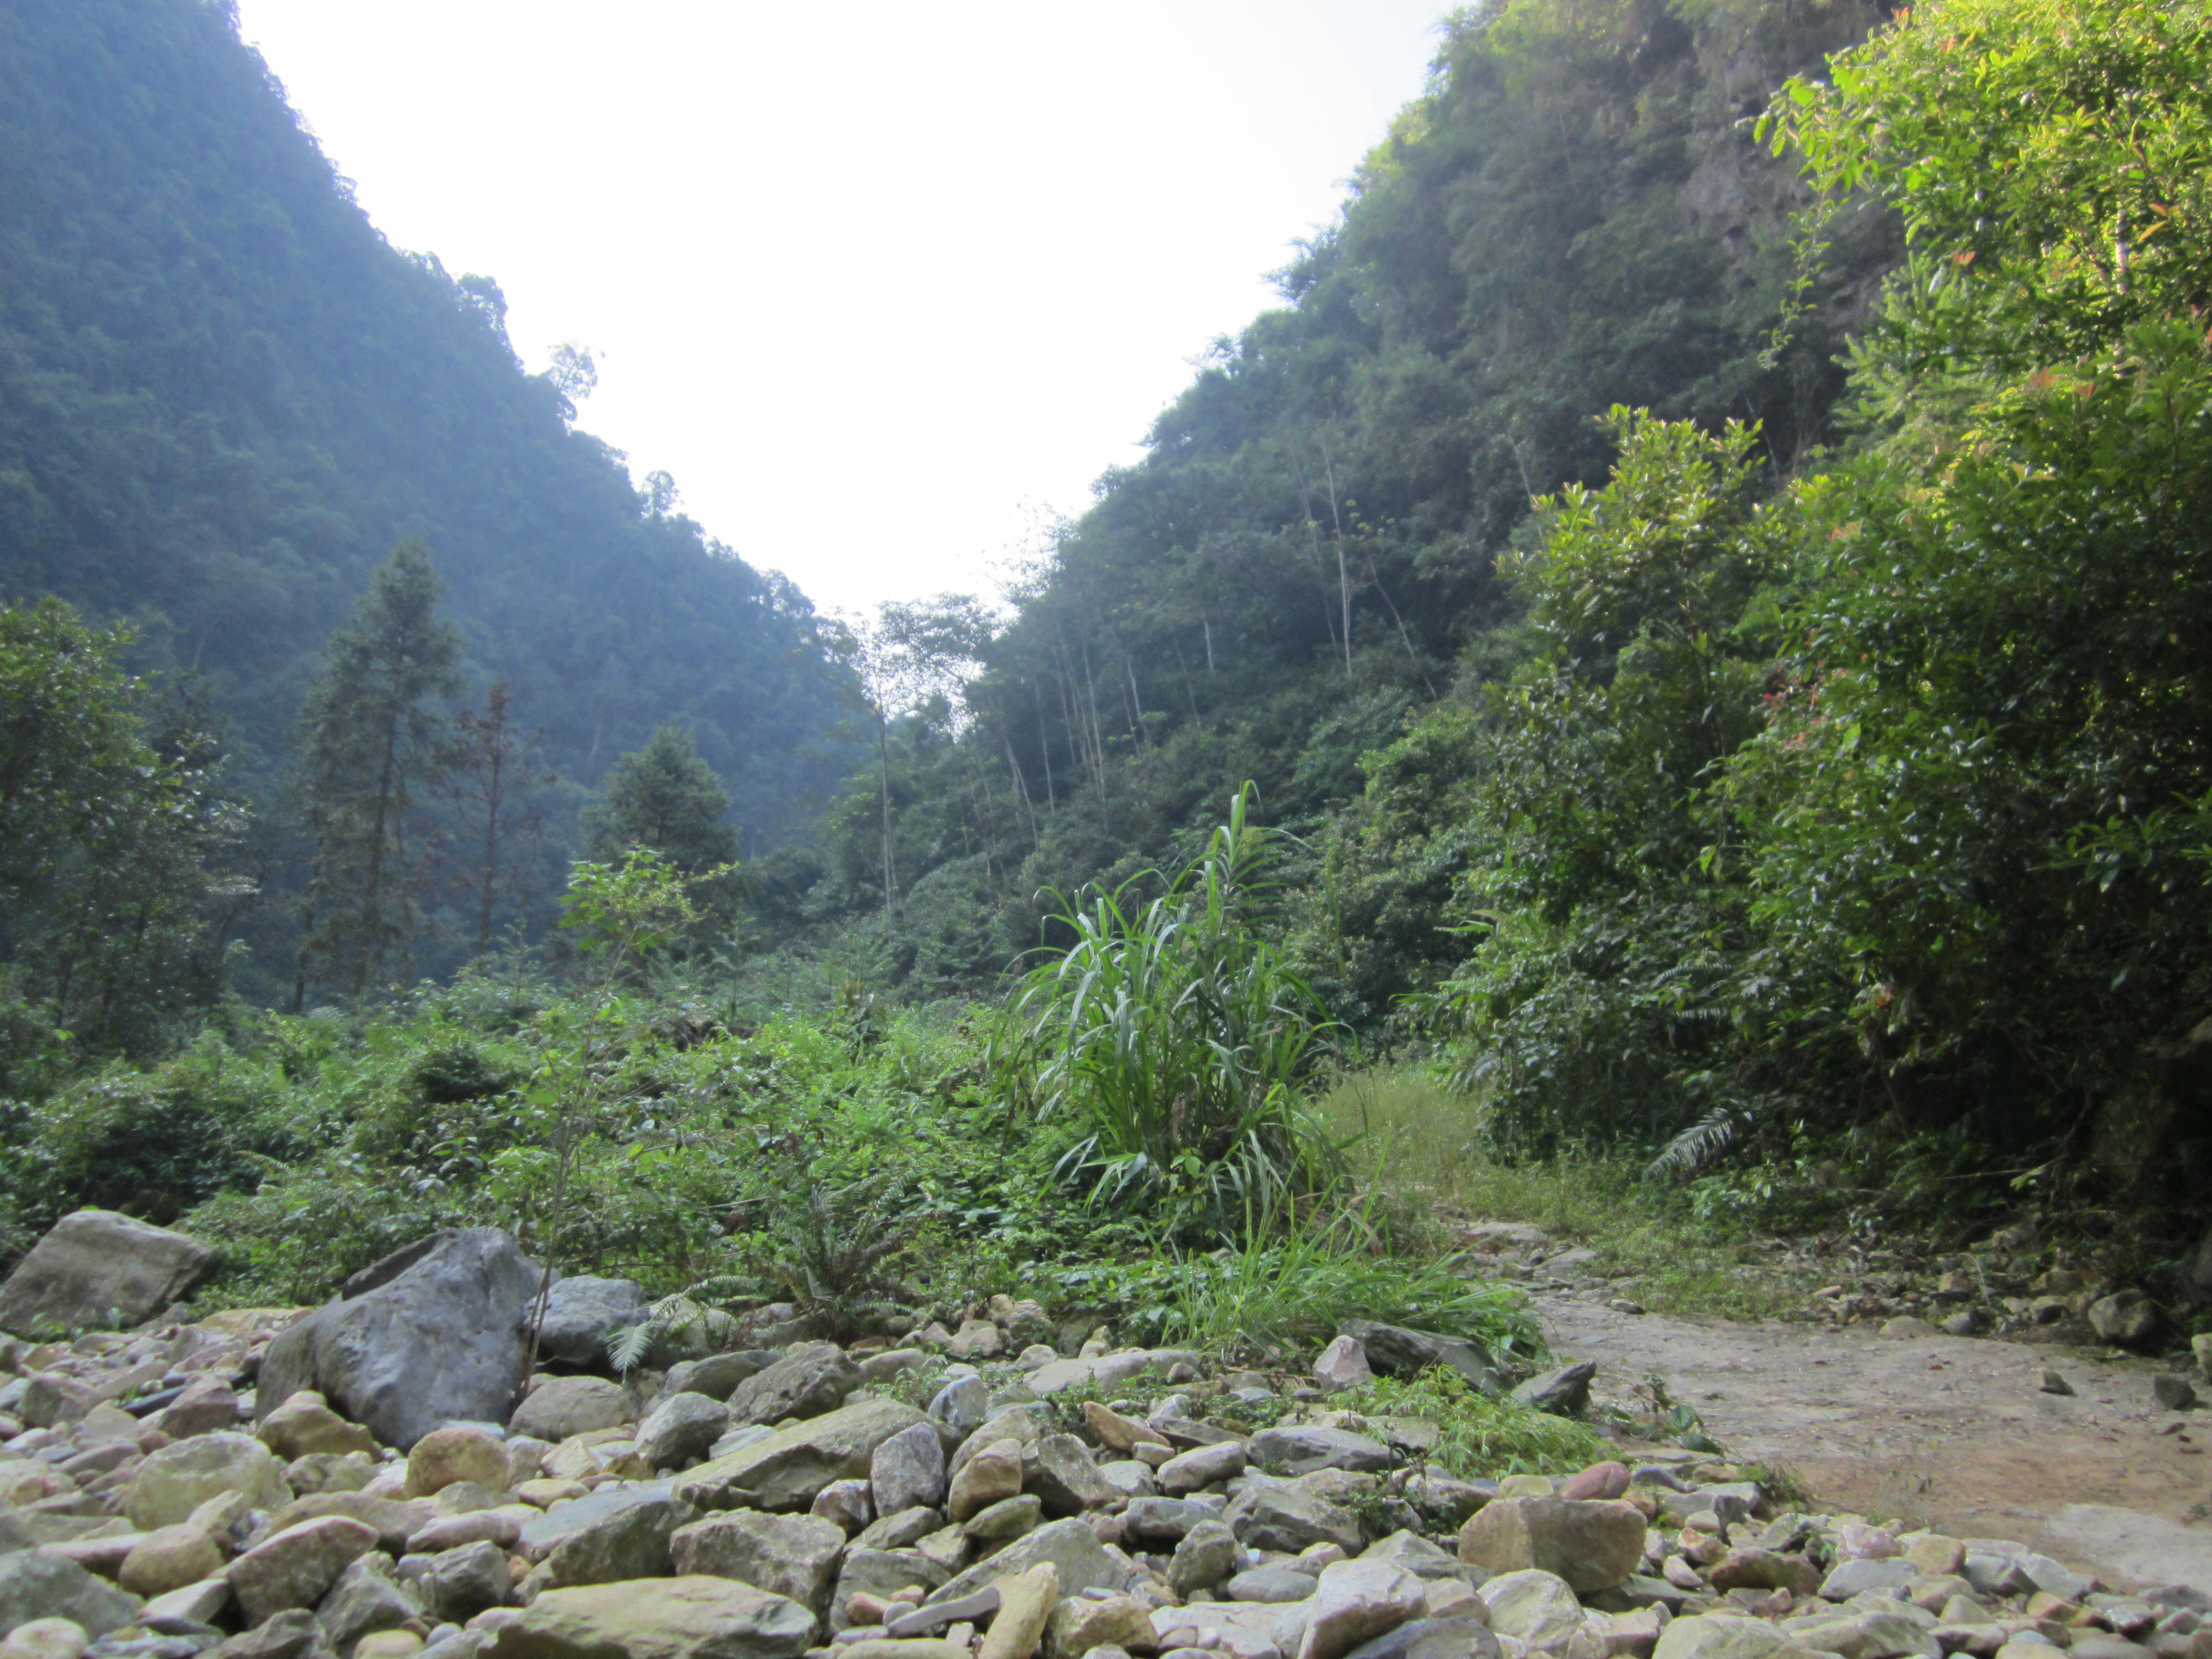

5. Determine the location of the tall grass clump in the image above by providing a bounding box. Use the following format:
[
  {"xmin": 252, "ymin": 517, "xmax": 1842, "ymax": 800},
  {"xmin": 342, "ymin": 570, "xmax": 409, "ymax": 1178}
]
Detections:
[{"xmin": 1018, "ymin": 787, "xmax": 1343, "ymax": 1233}]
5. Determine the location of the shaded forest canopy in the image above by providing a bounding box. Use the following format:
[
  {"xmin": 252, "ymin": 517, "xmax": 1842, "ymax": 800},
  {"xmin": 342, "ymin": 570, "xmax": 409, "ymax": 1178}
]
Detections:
[{"xmin": 0, "ymin": 0, "xmax": 851, "ymax": 838}]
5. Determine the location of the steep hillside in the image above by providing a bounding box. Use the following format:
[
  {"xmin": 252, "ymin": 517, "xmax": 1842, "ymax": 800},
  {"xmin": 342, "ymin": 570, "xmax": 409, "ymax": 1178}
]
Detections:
[
  {"xmin": 0, "ymin": 0, "xmax": 848, "ymax": 833},
  {"xmin": 778, "ymin": 0, "xmax": 1897, "ymax": 990}
]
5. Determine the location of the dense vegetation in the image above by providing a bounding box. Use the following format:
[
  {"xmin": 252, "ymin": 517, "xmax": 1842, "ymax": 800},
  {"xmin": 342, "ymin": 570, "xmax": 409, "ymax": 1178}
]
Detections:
[
  {"xmin": 4, "ymin": 0, "xmax": 2211, "ymax": 1345},
  {"xmin": 0, "ymin": 0, "xmax": 853, "ymax": 987}
]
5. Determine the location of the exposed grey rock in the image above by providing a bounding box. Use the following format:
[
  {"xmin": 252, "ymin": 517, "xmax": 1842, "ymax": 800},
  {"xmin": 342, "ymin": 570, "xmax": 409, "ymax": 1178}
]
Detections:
[
  {"xmin": 258, "ymin": 1229, "xmax": 541, "ymax": 1451},
  {"xmin": 636, "ymin": 1391, "xmax": 732, "ymax": 1468},
  {"xmin": 828, "ymin": 1547, "xmax": 951, "ymax": 1635},
  {"xmin": 227, "ymin": 1516, "xmax": 380, "ymax": 1622},
  {"xmin": 399, "ymin": 1540, "xmax": 510, "ymax": 1623},
  {"xmin": 663, "ymin": 1353, "xmax": 775, "ymax": 1404},
  {"xmin": 482, "ymin": 1576, "xmax": 815, "ymax": 1659},
  {"xmin": 1224, "ymin": 1485, "xmax": 1364, "ymax": 1556},
  {"xmin": 315, "ymin": 1553, "xmax": 422, "ymax": 1652},
  {"xmin": 1343, "ymin": 1616, "xmax": 1502, "ymax": 1659},
  {"xmin": 0, "ymin": 1552, "xmax": 143, "ymax": 1639},
  {"xmin": 670, "ymin": 1510, "xmax": 847, "ymax": 1615},
  {"xmin": 1817, "ymin": 1558, "xmax": 1917, "ymax": 1599},
  {"xmin": 1229, "ymin": 1566, "xmax": 1321, "ymax": 1603},
  {"xmin": 1026, "ymin": 1433, "xmax": 1119, "ymax": 1514},
  {"xmin": 533, "ymin": 1276, "xmax": 650, "ymax": 1369},
  {"xmin": 1168, "ymin": 1519, "xmax": 1241, "ymax": 1597},
  {"xmin": 214, "ymin": 1608, "xmax": 332, "ymax": 1659},
  {"xmin": 1338, "ymin": 1323, "xmax": 1501, "ymax": 1394},
  {"xmin": 1122, "ymin": 1496, "xmax": 1220, "ymax": 1543},
  {"xmin": 1361, "ymin": 1531, "xmax": 1463, "ymax": 1582},
  {"xmin": 1250, "ymin": 1426, "xmax": 1395, "ymax": 1477},
  {"xmin": 870, "ymin": 1423, "xmax": 947, "ymax": 1517},
  {"xmin": 2151, "ymin": 1374, "xmax": 2197, "ymax": 1412},
  {"xmin": 509, "ymin": 1376, "xmax": 634, "ymax": 1442},
  {"xmin": 1313, "ymin": 1336, "xmax": 1375, "ymax": 1393},
  {"xmin": 1510, "ymin": 1363, "xmax": 1596, "ymax": 1417},
  {"xmin": 855, "ymin": 1506, "xmax": 940, "ymax": 1551},
  {"xmin": 728, "ymin": 1347, "xmax": 859, "ymax": 1427},
  {"xmin": 518, "ymin": 1481, "xmax": 677, "ymax": 1562},
  {"xmin": 534, "ymin": 1491, "xmax": 681, "ymax": 1588},
  {"xmin": 1156, "ymin": 1439, "xmax": 1246, "ymax": 1495},
  {"xmin": 125, "ymin": 1432, "xmax": 292, "ymax": 1530},
  {"xmin": 0, "ymin": 1210, "xmax": 215, "ymax": 1335},
  {"xmin": 678, "ymin": 1397, "xmax": 930, "ymax": 1514},
  {"xmin": 2088, "ymin": 1290, "xmax": 2159, "ymax": 1348},
  {"xmin": 924, "ymin": 1516, "xmax": 1126, "ymax": 1608},
  {"xmin": 928, "ymin": 1376, "xmax": 988, "ymax": 1434}
]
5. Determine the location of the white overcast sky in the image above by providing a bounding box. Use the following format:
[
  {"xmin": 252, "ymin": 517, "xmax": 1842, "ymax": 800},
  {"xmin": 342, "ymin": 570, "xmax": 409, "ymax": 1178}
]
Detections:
[{"xmin": 230, "ymin": 1, "xmax": 1454, "ymax": 619}]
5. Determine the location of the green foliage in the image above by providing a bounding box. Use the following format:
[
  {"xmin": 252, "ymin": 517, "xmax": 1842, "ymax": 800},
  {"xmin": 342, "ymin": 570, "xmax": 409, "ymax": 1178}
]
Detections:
[
  {"xmin": 581, "ymin": 726, "xmax": 740, "ymax": 876},
  {"xmin": 0, "ymin": 598, "xmax": 242, "ymax": 1060},
  {"xmin": 1016, "ymin": 789, "xmax": 1342, "ymax": 1230},
  {"xmin": 1334, "ymin": 1366, "xmax": 1614, "ymax": 1479},
  {"xmin": 295, "ymin": 540, "xmax": 463, "ymax": 1000}
]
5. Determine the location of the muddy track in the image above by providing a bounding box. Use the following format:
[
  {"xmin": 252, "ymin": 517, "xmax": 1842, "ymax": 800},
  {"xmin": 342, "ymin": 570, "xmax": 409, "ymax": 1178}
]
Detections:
[{"xmin": 1533, "ymin": 1282, "xmax": 2212, "ymax": 1590}]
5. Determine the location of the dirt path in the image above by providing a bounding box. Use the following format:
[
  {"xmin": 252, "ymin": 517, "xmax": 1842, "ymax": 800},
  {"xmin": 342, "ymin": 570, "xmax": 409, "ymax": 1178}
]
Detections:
[{"xmin": 1533, "ymin": 1283, "xmax": 2212, "ymax": 1592}]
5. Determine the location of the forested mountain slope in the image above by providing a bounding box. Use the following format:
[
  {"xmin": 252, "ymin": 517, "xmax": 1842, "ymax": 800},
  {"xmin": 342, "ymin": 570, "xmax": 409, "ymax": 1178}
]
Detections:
[
  {"xmin": 781, "ymin": 0, "xmax": 1896, "ymax": 992},
  {"xmin": 0, "ymin": 0, "xmax": 848, "ymax": 834}
]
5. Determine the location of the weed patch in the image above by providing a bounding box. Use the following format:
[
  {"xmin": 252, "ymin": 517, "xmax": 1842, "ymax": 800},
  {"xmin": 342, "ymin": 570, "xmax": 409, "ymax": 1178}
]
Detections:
[{"xmin": 1334, "ymin": 1366, "xmax": 1615, "ymax": 1478}]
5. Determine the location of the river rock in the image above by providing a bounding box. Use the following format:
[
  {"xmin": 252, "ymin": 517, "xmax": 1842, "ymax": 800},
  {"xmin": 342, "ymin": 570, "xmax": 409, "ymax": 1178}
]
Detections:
[
  {"xmin": 679, "ymin": 1397, "xmax": 930, "ymax": 1514},
  {"xmin": 1478, "ymin": 1569, "xmax": 1585, "ymax": 1653},
  {"xmin": 1046, "ymin": 1593, "xmax": 1154, "ymax": 1659},
  {"xmin": 315, "ymin": 1553, "xmax": 423, "ymax": 1652},
  {"xmin": 1343, "ymin": 1615, "xmax": 1503, "ymax": 1659},
  {"xmin": 1297, "ymin": 1559, "xmax": 1427, "ymax": 1659},
  {"xmin": 828, "ymin": 1547, "xmax": 951, "ymax": 1633},
  {"xmin": 533, "ymin": 1277, "xmax": 650, "ymax": 1368},
  {"xmin": 213, "ymin": 1607, "xmax": 328, "ymax": 1659},
  {"xmin": 1027, "ymin": 1434, "xmax": 1118, "ymax": 1514},
  {"xmin": 633, "ymin": 1391, "xmax": 731, "ymax": 1468},
  {"xmin": 259, "ymin": 1393, "xmax": 379, "ymax": 1461},
  {"xmin": 1313, "ymin": 1337, "xmax": 1374, "ymax": 1393},
  {"xmin": 510, "ymin": 1376, "xmax": 633, "ymax": 1442},
  {"xmin": 125, "ymin": 1431, "xmax": 291, "ymax": 1530},
  {"xmin": 1168, "ymin": 1519, "xmax": 1241, "ymax": 1596},
  {"xmin": 154, "ymin": 1376, "xmax": 243, "ymax": 1440},
  {"xmin": 406, "ymin": 1427, "xmax": 510, "ymax": 1498},
  {"xmin": 532, "ymin": 1490, "xmax": 679, "ymax": 1588},
  {"xmin": 1458, "ymin": 1497, "xmax": 1643, "ymax": 1593},
  {"xmin": 229, "ymin": 1516, "xmax": 382, "ymax": 1622},
  {"xmin": 947, "ymin": 1439, "xmax": 1024, "ymax": 1521},
  {"xmin": 487, "ymin": 1575, "xmax": 815, "ymax": 1659},
  {"xmin": 670, "ymin": 1510, "xmax": 846, "ymax": 1614},
  {"xmin": 2088, "ymin": 1289, "xmax": 2158, "ymax": 1348},
  {"xmin": 262, "ymin": 1493, "xmax": 437, "ymax": 1555},
  {"xmin": 0, "ymin": 1211, "xmax": 216, "ymax": 1334},
  {"xmin": 1509, "ymin": 1364, "xmax": 1595, "ymax": 1417},
  {"xmin": 400, "ymin": 1540, "xmax": 510, "ymax": 1622},
  {"xmin": 1156, "ymin": 1439, "xmax": 1245, "ymax": 1495},
  {"xmin": 812, "ymin": 1478, "xmax": 873, "ymax": 1534},
  {"xmin": 870, "ymin": 1423, "xmax": 947, "ymax": 1516},
  {"xmin": 1225, "ymin": 1485, "xmax": 1364, "ymax": 1556},
  {"xmin": 926, "ymin": 1516, "xmax": 1125, "ymax": 1608},
  {"xmin": 929, "ymin": 1376, "xmax": 989, "ymax": 1434},
  {"xmin": 728, "ymin": 1347, "xmax": 859, "ymax": 1427},
  {"xmin": 259, "ymin": 1229, "xmax": 541, "ymax": 1451},
  {"xmin": 117, "ymin": 1523, "xmax": 225, "ymax": 1598},
  {"xmin": 1650, "ymin": 1618, "xmax": 1823, "ymax": 1659},
  {"xmin": 0, "ymin": 1554, "xmax": 141, "ymax": 1639},
  {"xmin": 663, "ymin": 1352, "xmax": 774, "ymax": 1404},
  {"xmin": 1337, "ymin": 1323, "xmax": 1500, "ymax": 1392},
  {"xmin": 1251, "ymin": 1426, "xmax": 1395, "ymax": 1477}
]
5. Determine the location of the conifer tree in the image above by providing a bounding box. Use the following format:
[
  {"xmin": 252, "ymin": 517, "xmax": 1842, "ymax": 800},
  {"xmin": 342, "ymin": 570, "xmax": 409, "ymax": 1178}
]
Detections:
[
  {"xmin": 435, "ymin": 681, "xmax": 552, "ymax": 957},
  {"xmin": 581, "ymin": 724, "xmax": 738, "ymax": 875},
  {"xmin": 294, "ymin": 539, "xmax": 462, "ymax": 1003}
]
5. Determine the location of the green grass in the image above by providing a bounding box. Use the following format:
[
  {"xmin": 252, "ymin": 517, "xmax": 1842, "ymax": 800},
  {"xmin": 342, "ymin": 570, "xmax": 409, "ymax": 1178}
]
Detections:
[
  {"xmin": 1333, "ymin": 1366, "xmax": 1616, "ymax": 1478},
  {"xmin": 1315, "ymin": 1066, "xmax": 1823, "ymax": 1322}
]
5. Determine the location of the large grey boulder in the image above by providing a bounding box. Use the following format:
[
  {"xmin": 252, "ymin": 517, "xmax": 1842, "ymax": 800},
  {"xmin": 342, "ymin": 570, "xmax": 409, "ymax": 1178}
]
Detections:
[
  {"xmin": 315, "ymin": 1553, "xmax": 424, "ymax": 1651},
  {"xmin": 519, "ymin": 1482, "xmax": 679, "ymax": 1563},
  {"xmin": 1510, "ymin": 1363, "xmax": 1596, "ymax": 1417},
  {"xmin": 637, "ymin": 1392, "xmax": 732, "ymax": 1468},
  {"xmin": 532, "ymin": 1490, "xmax": 681, "ymax": 1589},
  {"xmin": 398, "ymin": 1538, "xmax": 511, "ymax": 1623},
  {"xmin": 511, "ymin": 1375, "xmax": 634, "ymax": 1442},
  {"xmin": 1457, "ymin": 1498, "xmax": 1645, "ymax": 1594},
  {"xmin": 534, "ymin": 1276, "xmax": 651, "ymax": 1368},
  {"xmin": 259, "ymin": 1229, "xmax": 541, "ymax": 1450},
  {"xmin": 728, "ymin": 1346, "xmax": 859, "ymax": 1426},
  {"xmin": 1225, "ymin": 1484, "xmax": 1365, "ymax": 1556},
  {"xmin": 678, "ymin": 1397, "xmax": 928, "ymax": 1514},
  {"xmin": 0, "ymin": 1552, "xmax": 143, "ymax": 1637},
  {"xmin": 869, "ymin": 1422, "xmax": 946, "ymax": 1516},
  {"xmin": 0, "ymin": 1209, "xmax": 215, "ymax": 1334},
  {"xmin": 665, "ymin": 1352, "xmax": 776, "ymax": 1402},
  {"xmin": 1338, "ymin": 1322, "xmax": 1501, "ymax": 1393}
]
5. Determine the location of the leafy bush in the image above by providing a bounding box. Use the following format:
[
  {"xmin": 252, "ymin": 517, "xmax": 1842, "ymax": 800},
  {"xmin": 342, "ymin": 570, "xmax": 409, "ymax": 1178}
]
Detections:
[{"xmin": 1335, "ymin": 1366, "xmax": 1616, "ymax": 1479}]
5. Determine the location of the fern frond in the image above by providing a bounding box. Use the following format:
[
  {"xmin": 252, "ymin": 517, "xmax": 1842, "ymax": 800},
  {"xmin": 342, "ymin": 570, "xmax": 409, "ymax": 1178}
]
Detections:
[{"xmin": 1644, "ymin": 1107, "xmax": 1742, "ymax": 1180}]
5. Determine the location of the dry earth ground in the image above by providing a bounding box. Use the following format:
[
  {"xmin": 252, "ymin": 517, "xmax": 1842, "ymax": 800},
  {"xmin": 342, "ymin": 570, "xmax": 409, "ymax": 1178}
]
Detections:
[{"xmin": 1538, "ymin": 1286, "xmax": 2212, "ymax": 1590}]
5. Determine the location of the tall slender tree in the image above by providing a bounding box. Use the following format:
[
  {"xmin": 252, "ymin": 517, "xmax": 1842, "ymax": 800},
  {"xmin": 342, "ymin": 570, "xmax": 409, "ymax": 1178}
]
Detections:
[
  {"xmin": 435, "ymin": 681, "xmax": 552, "ymax": 956},
  {"xmin": 581, "ymin": 724, "xmax": 737, "ymax": 875},
  {"xmin": 294, "ymin": 539, "xmax": 462, "ymax": 1003}
]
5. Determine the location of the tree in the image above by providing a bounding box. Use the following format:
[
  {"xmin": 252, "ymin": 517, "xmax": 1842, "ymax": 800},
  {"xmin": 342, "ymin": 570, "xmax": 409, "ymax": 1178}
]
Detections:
[
  {"xmin": 581, "ymin": 725, "xmax": 738, "ymax": 875},
  {"xmin": 295, "ymin": 539, "xmax": 463, "ymax": 1003},
  {"xmin": 435, "ymin": 681, "xmax": 552, "ymax": 956},
  {"xmin": 0, "ymin": 599, "xmax": 241, "ymax": 1061}
]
